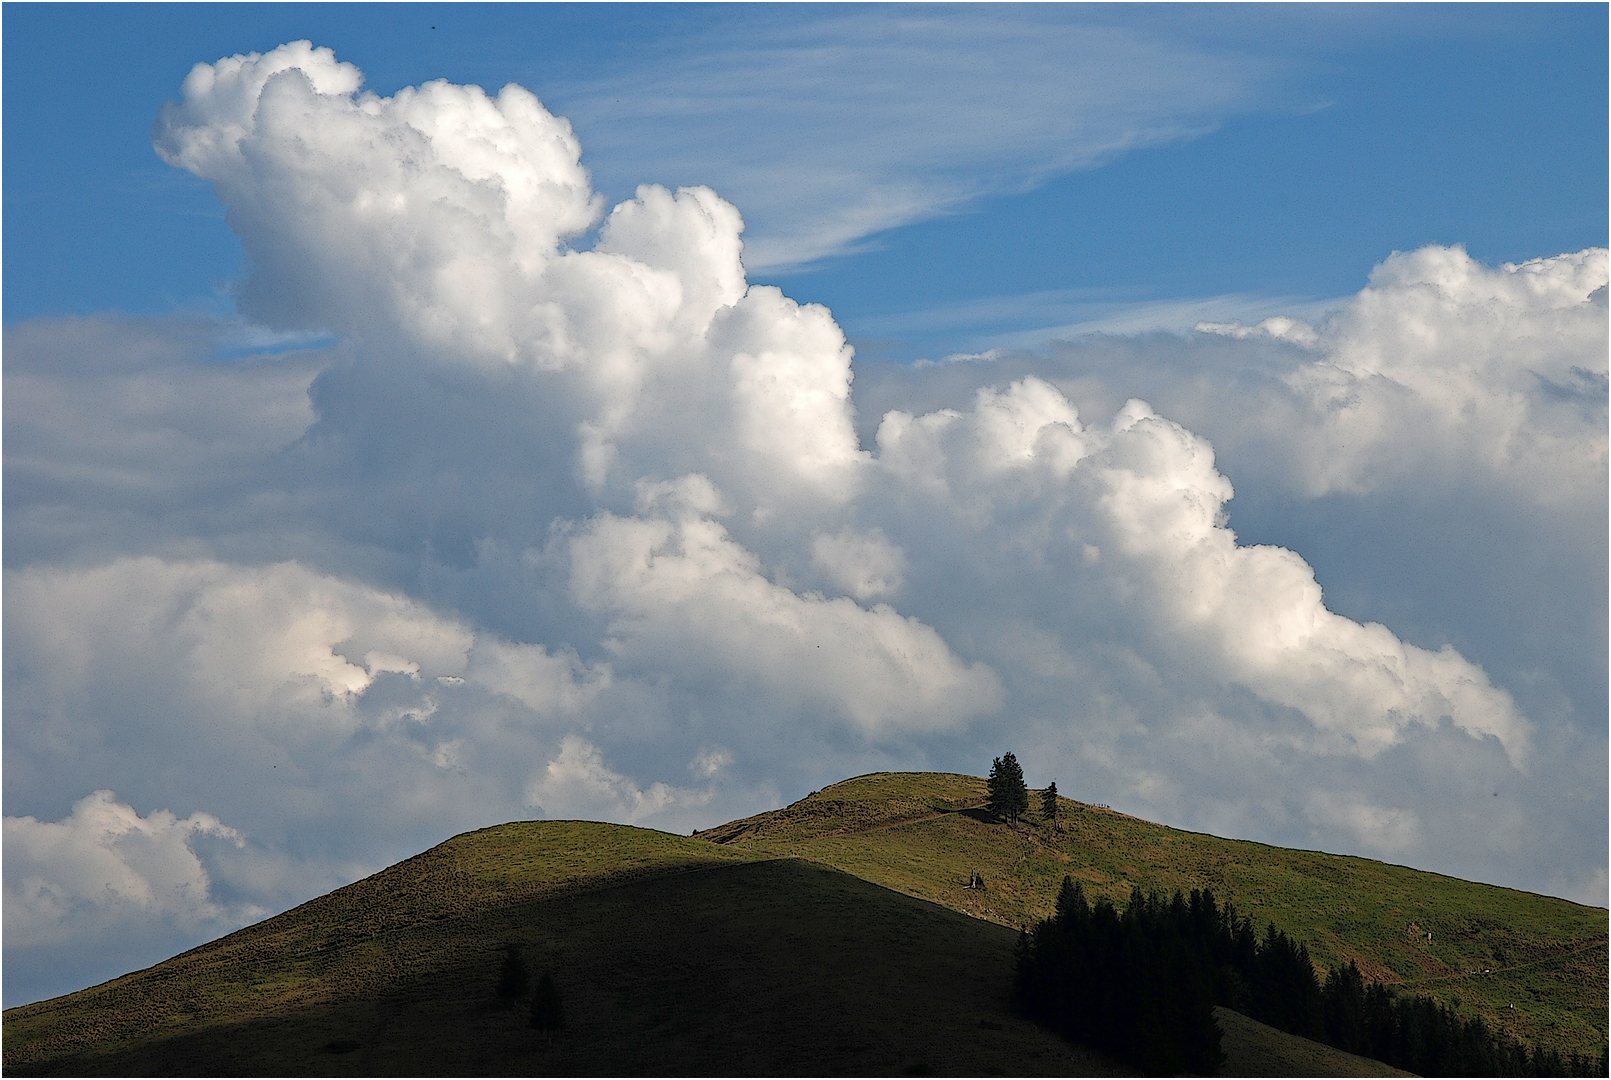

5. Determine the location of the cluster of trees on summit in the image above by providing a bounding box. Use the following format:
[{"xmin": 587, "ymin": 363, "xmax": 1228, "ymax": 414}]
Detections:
[
  {"xmin": 987, "ymin": 751, "xmax": 1057, "ymax": 825},
  {"xmin": 1014, "ymin": 879, "xmax": 1606, "ymax": 1077}
]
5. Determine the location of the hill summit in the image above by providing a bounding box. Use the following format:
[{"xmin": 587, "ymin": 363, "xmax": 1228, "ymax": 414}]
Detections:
[{"xmin": 5, "ymin": 772, "xmax": 1604, "ymax": 1075}]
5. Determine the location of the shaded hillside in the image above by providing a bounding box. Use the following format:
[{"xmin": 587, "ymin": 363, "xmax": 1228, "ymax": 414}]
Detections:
[
  {"xmin": 697, "ymin": 772, "xmax": 1609, "ymax": 1058},
  {"xmin": 1213, "ymin": 1006, "xmax": 1411, "ymax": 1078},
  {"xmin": 6, "ymin": 824, "xmax": 1126, "ymax": 1076}
]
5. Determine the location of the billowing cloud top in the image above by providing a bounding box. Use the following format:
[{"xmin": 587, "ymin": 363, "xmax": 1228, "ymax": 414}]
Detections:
[
  {"xmin": 1200, "ymin": 245, "xmax": 1609, "ymax": 505},
  {"xmin": 6, "ymin": 42, "xmax": 1605, "ymax": 1007}
]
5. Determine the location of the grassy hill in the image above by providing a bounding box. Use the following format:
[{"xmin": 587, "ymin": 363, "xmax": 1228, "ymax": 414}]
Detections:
[
  {"xmin": 4, "ymin": 772, "xmax": 1602, "ymax": 1075},
  {"xmin": 4, "ymin": 846, "xmax": 1122, "ymax": 1076},
  {"xmin": 700, "ymin": 772, "xmax": 1608, "ymax": 1059}
]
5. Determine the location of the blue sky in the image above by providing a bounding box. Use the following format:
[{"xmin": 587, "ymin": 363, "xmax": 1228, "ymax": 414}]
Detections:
[
  {"xmin": 3, "ymin": 4, "xmax": 1606, "ymax": 1008},
  {"xmin": 7, "ymin": 4, "xmax": 1605, "ymax": 349}
]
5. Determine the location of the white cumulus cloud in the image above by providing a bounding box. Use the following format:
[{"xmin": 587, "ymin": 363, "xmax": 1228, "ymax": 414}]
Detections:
[
  {"xmin": 568, "ymin": 481, "xmax": 1003, "ymax": 736},
  {"xmin": 525, "ymin": 735, "xmax": 713, "ymax": 825},
  {"xmin": 4, "ymin": 791, "xmax": 254, "ymax": 947},
  {"xmin": 812, "ymin": 526, "xmax": 907, "ymax": 601},
  {"xmin": 1266, "ymin": 245, "xmax": 1606, "ymax": 504},
  {"xmin": 873, "ymin": 379, "xmax": 1529, "ymax": 763}
]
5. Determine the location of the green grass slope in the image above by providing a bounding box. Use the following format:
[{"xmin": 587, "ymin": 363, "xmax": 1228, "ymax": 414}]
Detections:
[
  {"xmin": 5, "ymin": 823, "xmax": 1126, "ymax": 1076},
  {"xmin": 698, "ymin": 772, "xmax": 1609, "ymax": 1059}
]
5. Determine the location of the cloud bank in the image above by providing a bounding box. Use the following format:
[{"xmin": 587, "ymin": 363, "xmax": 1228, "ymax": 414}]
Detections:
[{"xmin": 5, "ymin": 42, "xmax": 1604, "ymax": 1006}]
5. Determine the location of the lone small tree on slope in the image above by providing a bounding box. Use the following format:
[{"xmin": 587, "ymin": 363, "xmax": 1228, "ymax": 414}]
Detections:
[
  {"xmin": 530, "ymin": 971, "xmax": 566, "ymax": 1033},
  {"xmin": 988, "ymin": 752, "xmax": 1030, "ymax": 825},
  {"xmin": 1041, "ymin": 780, "xmax": 1059, "ymax": 822},
  {"xmin": 496, "ymin": 945, "xmax": 529, "ymax": 1007}
]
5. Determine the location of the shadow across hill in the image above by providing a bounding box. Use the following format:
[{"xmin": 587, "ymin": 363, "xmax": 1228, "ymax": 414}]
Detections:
[{"xmin": 7, "ymin": 858, "xmax": 1126, "ymax": 1077}]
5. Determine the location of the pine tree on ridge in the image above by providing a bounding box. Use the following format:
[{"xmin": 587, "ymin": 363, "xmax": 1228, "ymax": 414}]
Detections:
[{"xmin": 987, "ymin": 752, "xmax": 1030, "ymax": 825}]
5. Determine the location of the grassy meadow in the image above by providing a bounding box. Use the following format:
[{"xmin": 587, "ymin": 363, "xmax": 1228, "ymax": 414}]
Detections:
[{"xmin": 5, "ymin": 770, "xmax": 1604, "ymax": 1075}]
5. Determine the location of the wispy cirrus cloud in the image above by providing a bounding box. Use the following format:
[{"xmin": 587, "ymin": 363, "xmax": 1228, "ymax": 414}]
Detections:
[
  {"xmin": 551, "ymin": 9, "xmax": 1285, "ymax": 269},
  {"xmin": 851, "ymin": 288, "xmax": 1347, "ymax": 358}
]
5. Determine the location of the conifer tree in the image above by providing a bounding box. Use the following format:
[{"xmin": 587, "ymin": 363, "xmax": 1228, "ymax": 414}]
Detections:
[
  {"xmin": 987, "ymin": 752, "xmax": 1030, "ymax": 824},
  {"xmin": 987, "ymin": 755, "xmax": 1005, "ymax": 818},
  {"xmin": 530, "ymin": 971, "xmax": 566, "ymax": 1032},
  {"xmin": 1018, "ymin": 880, "xmax": 1596, "ymax": 1078},
  {"xmin": 496, "ymin": 945, "xmax": 529, "ymax": 1006},
  {"xmin": 1041, "ymin": 780, "xmax": 1058, "ymax": 822}
]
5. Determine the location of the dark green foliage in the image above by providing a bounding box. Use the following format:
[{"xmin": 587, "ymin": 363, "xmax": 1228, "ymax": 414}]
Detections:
[
  {"xmin": 1016, "ymin": 880, "xmax": 1224, "ymax": 1075},
  {"xmin": 1319, "ymin": 960, "xmax": 1607, "ymax": 1077},
  {"xmin": 529, "ymin": 971, "xmax": 565, "ymax": 1032},
  {"xmin": 986, "ymin": 753, "xmax": 1029, "ymax": 825},
  {"xmin": 1251, "ymin": 921, "xmax": 1323, "ymax": 1039},
  {"xmin": 1017, "ymin": 878, "xmax": 1606, "ymax": 1077},
  {"xmin": 1040, "ymin": 781, "xmax": 1058, "ymax": 821},
  {"xmin": 496, "ymin": 945, "xmax": 529, "ymax": 1005},
  {"xmin": 1321, "ymin": 959, "xmax": 1368, "ymax": 1054}
]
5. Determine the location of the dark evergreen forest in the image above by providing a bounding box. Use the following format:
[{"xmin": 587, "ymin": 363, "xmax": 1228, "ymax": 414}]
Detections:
[{"xmin": 1015, "ymin": 879, "xmax": 1607, "ymax": 1077}]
